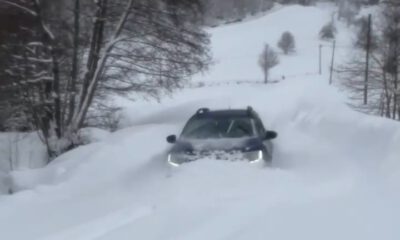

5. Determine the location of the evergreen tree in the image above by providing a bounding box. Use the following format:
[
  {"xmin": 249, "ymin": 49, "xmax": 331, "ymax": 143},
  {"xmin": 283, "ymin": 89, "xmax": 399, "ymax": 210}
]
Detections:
[{"xmin": 278, "ymin": 31, "xmax": 296, "ymax": 54}]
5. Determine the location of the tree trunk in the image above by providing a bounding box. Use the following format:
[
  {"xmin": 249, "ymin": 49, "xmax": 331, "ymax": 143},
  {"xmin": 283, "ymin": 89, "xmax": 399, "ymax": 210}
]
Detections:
[
  {"xmin": 67, "ymin": 0, "xmax": 80, "ymax": 125},
  {"xmin": 393, "ymin": 71, "xmax": 398, "ymax": 119},
  {"xmin": 77, "ymin": 0, "xmax": 107, "ymax": 113},
  {"xmin": 73, "ymin": 0, "xmax": 134, "ymax": 130}
]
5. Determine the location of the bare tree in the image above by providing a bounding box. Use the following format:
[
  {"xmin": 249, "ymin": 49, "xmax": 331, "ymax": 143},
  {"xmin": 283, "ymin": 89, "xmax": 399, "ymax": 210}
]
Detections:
[
  {"xmin": 337, "ymin": 0, "xmax": 360, "ymax": 26},
  {"xmin": 381, "ymin": 3, "xmax": 400, "ymax": 119},
  {"xmin": 339, "ymin": 1, "xmax": 400, "ymax": 120},
  {"xmin": 258, "ymin": 44, "xmax": 279, "ymax": 83},
  {"xmin": 201, "ymin": 0, "xmax": 275, "ymax": 26},
  {"xmin": 278, "ymin": 31, "xmax": 296, "ymax": 54},
  {"xmin": 0, "ymin": 0, "xmax": 211, "ymax": 160}
]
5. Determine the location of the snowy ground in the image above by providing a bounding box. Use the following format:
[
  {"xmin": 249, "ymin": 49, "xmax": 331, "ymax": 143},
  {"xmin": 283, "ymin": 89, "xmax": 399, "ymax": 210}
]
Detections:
[
  {"xmin": 0, "ymin": 132, "xmax": 47, "ymax": 194},
  {"xmin": 1, "ymin": 4, "xmax": 400, "ymax": 240}
]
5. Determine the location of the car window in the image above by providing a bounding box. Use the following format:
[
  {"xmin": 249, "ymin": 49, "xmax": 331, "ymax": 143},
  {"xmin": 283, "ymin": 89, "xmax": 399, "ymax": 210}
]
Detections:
[
  {"xmin": 181, "ymin": 117, "xmax": 255, "ymax": 139},
  {"xmin": 254, "ymin": 118, "xmax": 266, "ymax": 136}
]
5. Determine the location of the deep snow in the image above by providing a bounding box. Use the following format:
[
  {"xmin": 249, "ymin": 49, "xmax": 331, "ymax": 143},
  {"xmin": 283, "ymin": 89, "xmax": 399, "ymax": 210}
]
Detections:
[{"xmin": 1, "ymin": 3, "xmax": 400, "ymax": 240}]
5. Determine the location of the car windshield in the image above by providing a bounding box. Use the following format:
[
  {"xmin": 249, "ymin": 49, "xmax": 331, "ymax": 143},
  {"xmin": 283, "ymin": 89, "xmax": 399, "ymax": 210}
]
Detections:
[{"xmin": 181, "ymin": 117, "xmax": 255, "ymax": 139}]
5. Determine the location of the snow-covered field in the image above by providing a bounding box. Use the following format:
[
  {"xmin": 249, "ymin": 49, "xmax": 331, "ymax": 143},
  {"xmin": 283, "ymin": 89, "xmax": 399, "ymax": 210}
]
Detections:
[{"xmin": 1, "ymin": 4, "xmax": 400, "ymax": 240}]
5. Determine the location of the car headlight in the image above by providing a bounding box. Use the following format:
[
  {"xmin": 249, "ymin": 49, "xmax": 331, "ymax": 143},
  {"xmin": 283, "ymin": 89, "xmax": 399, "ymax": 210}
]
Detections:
[
  {"xmin": 167, "ymin": 153, "xmax": 191, "ymax": 167},
  {"xmin": 167, "ymin": 153, "xmax": 180, "ymax": 167},
  {"xmin": 242, "ymin": 150, "xmax": 263, "ymax": 163}
]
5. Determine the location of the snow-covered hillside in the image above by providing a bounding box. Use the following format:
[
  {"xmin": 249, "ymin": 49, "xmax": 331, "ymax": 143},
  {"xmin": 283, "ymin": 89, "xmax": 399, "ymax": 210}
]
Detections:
[
  {"xmin": 190, "ymin": 3, "xmax": 352, "ymax": 83},
  {"xmin": 1, "ymin": 4, "xmax": 400, "ymax": 240}
]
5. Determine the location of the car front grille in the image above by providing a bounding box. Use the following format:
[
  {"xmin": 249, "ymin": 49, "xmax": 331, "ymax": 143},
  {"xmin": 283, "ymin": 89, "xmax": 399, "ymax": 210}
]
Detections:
[{"xmin": 184, "ymin": 150, "xmax": 245, "ymax": 161}]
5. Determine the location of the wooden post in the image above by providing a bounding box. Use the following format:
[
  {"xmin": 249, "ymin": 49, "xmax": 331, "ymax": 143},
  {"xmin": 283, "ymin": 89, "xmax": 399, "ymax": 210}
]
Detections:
[
  {"xmin": 329, "ymin": 40, "xmax": 336, "ymax": 85},
  {"xmin": 364, "ymin": 14, "xmax": 372, "ymax": 105},
  {"xmin": 319, "ymin": 44, "xmax": 322, "ymax": 75}
]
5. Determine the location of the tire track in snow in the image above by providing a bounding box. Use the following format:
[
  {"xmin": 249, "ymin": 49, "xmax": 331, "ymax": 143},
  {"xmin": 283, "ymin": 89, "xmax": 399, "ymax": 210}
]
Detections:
[{"xmin": 40, "ymin": 206, "xmax": 152, "ymax": 240}]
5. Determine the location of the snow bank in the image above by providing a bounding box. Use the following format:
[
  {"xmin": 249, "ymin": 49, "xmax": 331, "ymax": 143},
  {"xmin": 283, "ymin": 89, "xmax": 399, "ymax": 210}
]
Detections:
[
  {"xmin": 0, "ymin": 132, "xmax": 47, "ymax": 171},
  {"xmin": 0, "ymin": 171, "xmax": 10, "ymax": 194}
]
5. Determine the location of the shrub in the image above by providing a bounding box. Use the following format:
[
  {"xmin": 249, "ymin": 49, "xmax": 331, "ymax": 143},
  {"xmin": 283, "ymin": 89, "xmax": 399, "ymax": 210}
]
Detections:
[
  {"xmin": 319, "ymin": 22, "xmax": 337, "ymax": 40},
  {"xmin": 278, "ymin": 31, "xmax": 296, "ymax": 54}
]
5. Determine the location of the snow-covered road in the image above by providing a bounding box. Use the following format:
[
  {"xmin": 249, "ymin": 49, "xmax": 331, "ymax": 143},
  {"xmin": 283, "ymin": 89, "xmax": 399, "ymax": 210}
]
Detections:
[{"xmin": 2, "ymin": 78, "xmax": 399, "ymax": 240}]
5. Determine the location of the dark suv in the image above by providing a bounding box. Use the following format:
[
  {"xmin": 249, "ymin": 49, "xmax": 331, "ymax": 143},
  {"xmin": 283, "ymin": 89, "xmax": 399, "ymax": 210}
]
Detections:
[{"xmin": 166, "ymin": 107, "xmax": 278, "ymax": 167}]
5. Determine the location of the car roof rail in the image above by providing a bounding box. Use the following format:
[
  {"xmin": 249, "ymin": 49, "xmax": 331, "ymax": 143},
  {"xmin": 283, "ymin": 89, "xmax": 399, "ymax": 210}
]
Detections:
[
  {"xmin": 247, "ymin": 106, "xmax": 254, "ymax": 115},
  {"xmin": 196, "ymin": 108, "xmax": 210, "ymax": 115}
]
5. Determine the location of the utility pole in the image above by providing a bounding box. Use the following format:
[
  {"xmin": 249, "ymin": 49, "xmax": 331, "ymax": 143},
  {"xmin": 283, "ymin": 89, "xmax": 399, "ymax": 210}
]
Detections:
[
  {"xmin": 319, "ymin": 44, "xmax": 322, "ymax": 75},
  {"xmin": 364, "ymin": 14, "xmax": 372, "ymax": 105},
  {"xmin": 329, "ymin": 40, "xmax": 336, "ymax": 85}
]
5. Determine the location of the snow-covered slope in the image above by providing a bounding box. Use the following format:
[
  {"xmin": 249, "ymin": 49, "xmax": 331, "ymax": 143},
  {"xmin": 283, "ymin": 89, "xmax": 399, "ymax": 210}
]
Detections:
[
  {"xmin": 1, "ymin": 4, "xmax": 400, "ymax": 240},
  {"xmin": 191, "ymin": 3, "xmax": 352, "ymax": 83}
]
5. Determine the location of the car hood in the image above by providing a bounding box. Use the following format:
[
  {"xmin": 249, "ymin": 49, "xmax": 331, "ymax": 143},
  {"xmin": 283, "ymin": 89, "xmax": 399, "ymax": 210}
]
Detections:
[{"xmin": 170, "ymin": 137, "xmax": 264, "ymax": 153}]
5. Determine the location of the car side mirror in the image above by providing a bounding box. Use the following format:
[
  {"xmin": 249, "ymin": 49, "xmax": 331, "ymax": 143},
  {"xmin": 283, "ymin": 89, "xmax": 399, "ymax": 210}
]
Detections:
[
  {"xmin": 265, "ymin": 131, "xmax": 277, "ymax": 140},
  {"xmin": 166, "ymin": 135, "xmax": 177, "ymax": 144}
]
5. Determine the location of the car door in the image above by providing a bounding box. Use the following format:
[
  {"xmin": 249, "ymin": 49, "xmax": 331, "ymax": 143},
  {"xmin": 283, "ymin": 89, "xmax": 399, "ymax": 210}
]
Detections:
[{"xmin": 253, "ymin": 117, "xmax": 273, "ymax": 160}]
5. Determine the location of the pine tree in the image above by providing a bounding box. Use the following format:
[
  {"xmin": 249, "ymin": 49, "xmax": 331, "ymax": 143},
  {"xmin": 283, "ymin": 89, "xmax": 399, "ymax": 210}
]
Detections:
[
  {"xmin": 278, "ymin": 31, "xmax": 296, "ymax": 54},
  {"xmin": 319, "ymin": 22, "xmax": 337, "ymax": 40}
]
